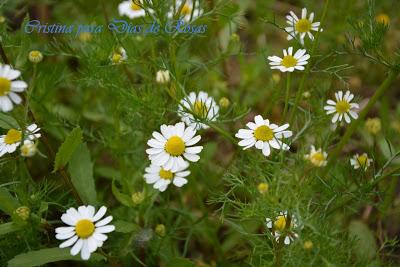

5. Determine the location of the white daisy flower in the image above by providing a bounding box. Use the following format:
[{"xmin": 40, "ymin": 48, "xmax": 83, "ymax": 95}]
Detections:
[
  {"xmin": 178, "ymin": 91, "xmax": 219, "ymax": 130},
  {"xmin": 144, "ymin": 162, "xmax": 190, "ymax": 192},
  {"xmin": 268, "ymin": 47, "xmax": 310, "ymax": 72},
  {"xmin": 55, "ymin": 205, "xmax": 115, "ymax": 261},
  {"xmin": 118, "ymin": 0, "xmax": 152, "ymax": 19},
  {"xmin": 350, "ymin": 153, "xmax": 373, "ymax": 171},
  {"xmin": 235, "ymin": 115, "xmax": 292, "ymax": 157},
  {"xmin": 304, "ymin": 145, "xmax": 328, "ymax": 167},
  {"xmin": 0, "ymin": 64, "xmax": 28, "ymax": 112},
  {"xmin": 156, "ymin": 70, "xmax": 170, "ymax": 84},
  {"xmin": 285, "ymin": 8, "xmax": 322, "ymax": 45},
  {"xmin": 146, "ymin": 122, "xmax": 203, "ymax": 172},
  {"xmin": 324, "ymin": 90, "xmax": 359, "ymax": 124},
  {"xmin": 20, "ymin": 140, "xmax": 37, "ymax": 157},
  {"xmin": 168, "ymin": 0, "xmax": 202, "ymax": 22},
  {"xmin": 0, "ymin": 123, "xmax": 41, "ymax": 157},
  {"xmin": 110, "ymin": 47, "xmax": 127, "ymax": 64},
  {"xmin": 266, "ymin": 211, "xmax": 299, "ymax": 245}
]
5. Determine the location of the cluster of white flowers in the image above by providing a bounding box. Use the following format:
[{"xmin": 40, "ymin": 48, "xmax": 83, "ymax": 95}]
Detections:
[
  {"xmin": 119, "ymin": 0, "xmax": 202, "ymax": 21},
  {"xmin": 0, "ymin": 123, "xmax": 41, "ymax": 158}
]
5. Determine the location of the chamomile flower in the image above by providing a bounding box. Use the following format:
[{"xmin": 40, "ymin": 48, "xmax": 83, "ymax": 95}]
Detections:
[
  {"xmin": 350, "ymin": 153, "xmax": 373, "ymax": 171},
  {"xmin": 146, "ymin": 122, "xmax": 203, "ymax": 172},
  {"xmin": 118, "ymin": 0, "xmax": 152, "ymax": 19},
  {"xmin": 110, "ymin": 47, "xmax": 127, "ymax": 64},
  {"xmin": 0, "ymin": 124, "xmax": 41, "ymax": 157},
  {"xmin": 20, "ymin": 140, "xmax": 37, "ymax": 157},
  {"xmin": 268, "ymin": 47, "xmax": 310, "ymax": 72},
  {"xmin": 178, "ymin": 91, "xmax": 219, "ymax": 130},
  {"xmin": 55, "ymin": 205, "xmax": 115, "ymax": 260},
  {"xmin": 235, "ymin": 115, "xmax": 292, "ymax": 157},
  {"xmin": 144, "ymin": 162, "xmax": 190, "ymax": 192},
  {"xmin": 266, "ymin": 211, "xmax": 299, "ymax": 245},
  {"xmin": 0, "ymin": 64, "xmax": 28, "ymax": 112},
  {"xmin": 304, "ymin": 145, "xmax": 328, "ymax": 167},
  {"xmin": 324, "ymin": 90, "xmax": 359, "ymax": 124},
  {"xmin": 168, "ymin": 0, "xmax": 202, "ymax": 22},
  {"xmin": 285, "ymin": 8, "xmax": 322, "ymax": 45}
]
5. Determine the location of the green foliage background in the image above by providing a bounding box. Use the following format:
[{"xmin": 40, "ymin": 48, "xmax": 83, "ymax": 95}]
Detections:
[{"xmin": 1, "ymin": 0, "xmax": 400, "ymax": 266}]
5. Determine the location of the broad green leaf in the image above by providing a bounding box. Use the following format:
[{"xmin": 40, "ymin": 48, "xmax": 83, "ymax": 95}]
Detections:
[
  {"xmin": 0, "ymin": 187, "xmax": 19, "ymax": 215},
  {"xmin": 53, "ymin": 127, "xmax": 83, "ymax": 172},
  {"xmin": 114, "ymin": 220, "xmax": 139, "ymax": 233},
  {"xmin": 166, "ymin": 257, "xmax": 195, "ymax": 267},
  {"xmin": 0, "ymin": 222, "xmax": 21, "ymax": 236},
  {"xmin": 8, "ymin": 247, "xmax": 105, "ymax": 267},
  {"xmin": 0, "ymin": 113, "xmax": 19, "ymax": 129},
  {"xmin": 68, "ymin": 143, "xmax": 97, "ymax": 204},
  {"xmin": 112, "ymin": 180, "xmax": 132, "ymax": 207},
  {"xmin": 348, "ymin": 220, "xmax": 377, "ymax": 261}
]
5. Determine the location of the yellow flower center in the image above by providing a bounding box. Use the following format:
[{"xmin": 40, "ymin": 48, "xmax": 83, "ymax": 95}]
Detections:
[
  {"xmin": 112, "ymin": 53, "xmax": 122, "ymax": 64},
  {"xmin": 4, "ymin": 129, "xmax": 22, "ymax": 145},
  {"xmin": 295, "ymin": 19, "xmax": 312, "ymax": 33},
  {"xmin": 181, "ymin": 3, "xmax": 192, "ymax": 15},
  {"xmin": 130, "ymin": 1, "xmax": 142, "ymax": 10},
  {"xmin": 274, "ymin": 215, "xmax": 287, "ymax": 231},
  {"xmin": 335, "ymin": 100, "xmax": 350, "ymax": 114},
  {"xmin": 257, "ymin": 183, "xmax": 269, "ymax": 193},
  {"xmin": 376, "ymin": 14, "xmax": 390, "ymax": 25},
  {"xmin": 75, "ymin": 219, "xmax": 95, "ymax": 239},
  {"xmin": 254, "ymin": 125, "xmax": 274, "ymax": 141},
  {"xmin": 165, "ymin": 136, "xmax": 185, "ymax": 156},
  {"xmin": 193, "ymin": 101, "xmax": 208, "ymax": 118},
  {"xmin": 0, "ymin": 77, "xmax": 11, "ymax": 96},
  {"xmin": 311, "ymin": 152, "xmax": 325, "ymax": 163},
  {"xmin": 357, "ymin": 155, "xmax": 368, "ymax": 167},
  {"xmin": 281, "ymin": 55, "xmax": 297, "ymax": 68},
  {"xmin": 159, "ymin": 169, "xmax": 174, "ymax": 180}
]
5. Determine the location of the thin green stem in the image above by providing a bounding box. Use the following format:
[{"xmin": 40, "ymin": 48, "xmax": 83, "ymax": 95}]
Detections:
[
  {"xmin": 289, "ymin": 0, "xmax": 330, "ymax": 124},
  {"xmin": 208, "ymin": 123, "xmax": 237, "ymax": 145},
  {"xmin": 283, "ymin": 72, "xmax": 291, "ymax": 119},
  {"xmin": 323, "ymin": 70, "xmax": 399, "ymax": 176}
]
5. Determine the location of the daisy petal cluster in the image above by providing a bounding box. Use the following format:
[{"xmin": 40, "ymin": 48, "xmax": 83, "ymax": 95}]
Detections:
[
  {"xmin": 268, "ymin": 47, "xmax": 310, "ymax": 72},
  {"xmin": 118, "ymin": 0, "xmax": 153, "ymax": 19},
  {"xmin": 168, "ymin": 0, "xmax": 202, "ymax": 22},
  {"xmin": 266, "ymin": 211, "xmax": 299, "ymax": 245},
  {"xmin": 55, "ymin": 205, "xmax": 115, "ymax": 260},
  {"xmin": 350, "ymin": 153, "xmax": 373, "ymax": 171},
  {"xmin": 0, "ymin": 123, "xmax": 41, "ymax": 157},
  {"xmin": 178, "ymin": 91, "xmax": 220, "ymax": 130},
  {"xmin": 324, "ymin": 90, "xmax": 359, "ymax": 124},
  {"xmin": 145, "ymin": 122, "xmax": 203, "ymax": 191},
  {"xmin": 304, "ymin": 145, "xmax": 328, "ymax": 167},
  {"xmin": 144, "ymin": 162, "xmax": 190, "ymax": 192},
  {"xmin": 0, "ymin": 64, "xmax": 28, "ymax": 112},
  {"xmin": 285, "ymin": 8, "xmax": 322, "ymax": 44},
  {"xmin": 235, "ymin": 115, "xmax": 292, "ymax": 157}
]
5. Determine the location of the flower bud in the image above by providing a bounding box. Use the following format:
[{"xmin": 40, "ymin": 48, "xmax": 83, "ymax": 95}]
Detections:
[
  {"xmin": 155, "ymin": 224, "xmax": 166, "ymax": 237},
  {"xmin": 219, "ymin": 97, "xmax": 230, "ymax": 108},
  {"xmin": 21, "ymin": 141, "xmax": 37, "ymax": 157},
  {"xmin": 14, "ymin": 206, "xmax": 30, "ymax": 221},
  {"xmin": 28, "ymin": 50, "xmax": 43, "ymax": 63},
  {"xmin": 303, "ymin": 240, "xmax": 313, "ymax": 250},
  {"xmin": 156, "ymin": 70, "xmax": 170, "ymax": 84},
  {"xmin": 257, "ymin": 182, "xmax": 269, "ymax": 194},
  {"xmin": 131, "ymin": 191, "xmax": 145, "ymax": 205},
  {"xmin": 365, "ymin": 118, "xmax": 381, "ymax": 135}
]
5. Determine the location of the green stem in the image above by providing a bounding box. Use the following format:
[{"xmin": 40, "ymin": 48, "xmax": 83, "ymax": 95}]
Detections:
[
  {"xmin": 323, "ymin": 70, "xmax": 399, "ymax": 176},
  {"xmin": 380, "ymin": 175, "xmax": 399, "ymax": 216},
  {"xmin": 289, "ymin": 0, "xmax": 330, "ymax": 124},
  {"xmin": 283, "ymin": 72, "xmax": 291, "ymax": 119}
]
